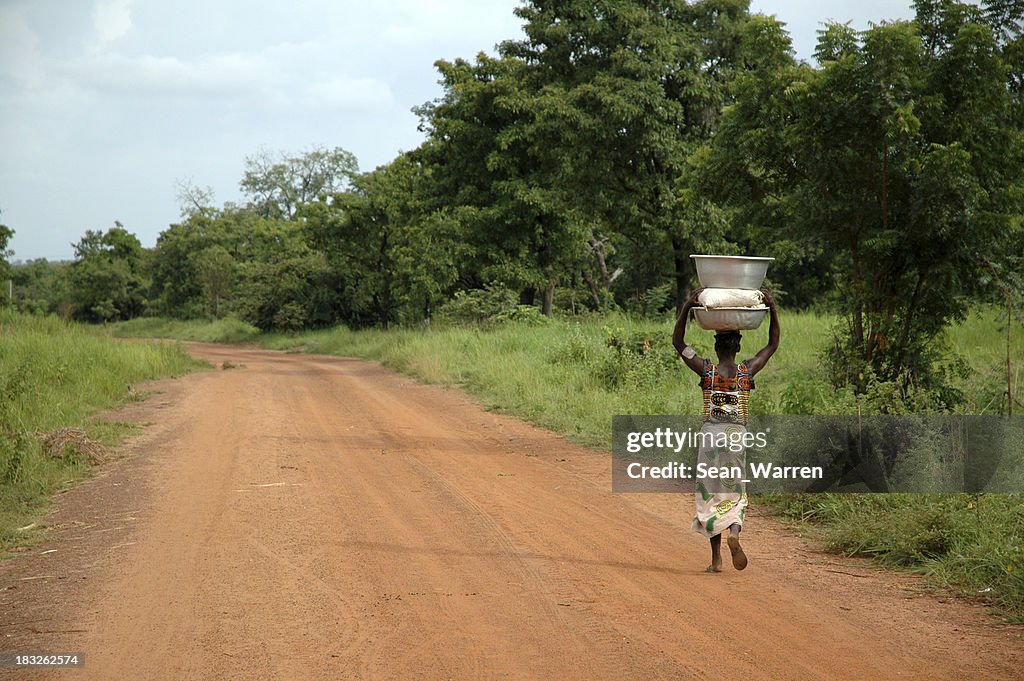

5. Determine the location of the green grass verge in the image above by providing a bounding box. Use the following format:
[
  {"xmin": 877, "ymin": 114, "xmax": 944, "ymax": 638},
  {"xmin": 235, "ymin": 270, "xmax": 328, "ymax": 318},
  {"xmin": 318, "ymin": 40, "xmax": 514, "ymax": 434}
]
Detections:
[
  {"xmin": 116, "ymin": 309, "xmax": 1024, "ymax": 619},
  {"xmin": 0, "ymin": 310, "xmax": 205, "ymax": 553},
  {"xmin": 112, "ymin": 316, "xmax": 261, "ymax": 344},
  {"xmin": 769, "ymin": 492, "xmax": 1024, "ymax": 620}
]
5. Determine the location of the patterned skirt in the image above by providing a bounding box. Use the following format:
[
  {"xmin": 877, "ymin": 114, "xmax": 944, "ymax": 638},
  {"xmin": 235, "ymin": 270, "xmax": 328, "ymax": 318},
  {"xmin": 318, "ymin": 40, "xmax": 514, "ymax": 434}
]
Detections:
[{"xmin": 691, "ymin": 421, "xmax": 748, "ymax": 538}]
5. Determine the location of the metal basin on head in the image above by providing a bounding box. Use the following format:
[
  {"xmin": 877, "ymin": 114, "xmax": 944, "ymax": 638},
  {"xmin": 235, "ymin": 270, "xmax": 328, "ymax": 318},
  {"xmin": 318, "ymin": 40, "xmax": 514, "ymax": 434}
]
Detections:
[
  {"xmin": 692, "ymin": 306, "xmax": 769, "ymax": 331},
  {"xmin": 690, "ymin": 255, "xmax": 774, "ymax": 290}
]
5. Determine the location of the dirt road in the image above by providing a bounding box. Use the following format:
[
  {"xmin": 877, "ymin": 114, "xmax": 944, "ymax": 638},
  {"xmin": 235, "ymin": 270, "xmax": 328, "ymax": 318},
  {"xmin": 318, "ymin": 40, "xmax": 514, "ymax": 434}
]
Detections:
[{"xmin": 2, "ymin": 343, "xmax": 1021, "ymax": 680}]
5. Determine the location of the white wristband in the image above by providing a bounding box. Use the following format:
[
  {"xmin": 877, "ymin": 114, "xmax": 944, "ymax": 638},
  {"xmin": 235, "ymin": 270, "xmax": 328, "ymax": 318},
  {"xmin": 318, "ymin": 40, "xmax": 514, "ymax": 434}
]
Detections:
[{"xmin": 681, "ymin": 345, "xmax": 696, "ymax": 359}]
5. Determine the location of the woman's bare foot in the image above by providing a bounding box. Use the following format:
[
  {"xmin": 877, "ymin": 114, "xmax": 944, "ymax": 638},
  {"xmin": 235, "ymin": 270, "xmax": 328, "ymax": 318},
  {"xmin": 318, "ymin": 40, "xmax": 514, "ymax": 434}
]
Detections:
[
  {"xmin": 727, "ymin": 535, "xmax": 748, "ymax": 570},
  {"xmin": 706, "ymin": 557, "xmax": 723, "ymax": 573},
  {"xmin": 724, "ymin": 532, "xmax": 749, "ymax": 569}
]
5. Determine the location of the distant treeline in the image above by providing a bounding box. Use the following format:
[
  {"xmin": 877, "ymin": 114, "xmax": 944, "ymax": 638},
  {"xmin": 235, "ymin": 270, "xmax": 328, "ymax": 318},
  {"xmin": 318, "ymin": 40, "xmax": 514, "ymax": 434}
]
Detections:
[{"xmin": 3, "ymin": 0, "xmax": 1022, "ymax": 408}]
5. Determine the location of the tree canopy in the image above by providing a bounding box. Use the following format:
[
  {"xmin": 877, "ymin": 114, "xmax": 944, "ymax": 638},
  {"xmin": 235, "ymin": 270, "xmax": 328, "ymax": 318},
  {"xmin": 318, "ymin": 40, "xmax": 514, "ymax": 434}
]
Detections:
[{"xmin": 699, "ymin": 1, "xmax": 1024, "ymax": 402}]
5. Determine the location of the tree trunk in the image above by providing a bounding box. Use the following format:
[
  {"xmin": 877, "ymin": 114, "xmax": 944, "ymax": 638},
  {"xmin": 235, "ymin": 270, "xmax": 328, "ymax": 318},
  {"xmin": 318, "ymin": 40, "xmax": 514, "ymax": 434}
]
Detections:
[
  {"xmin": 590, "ymin": 238, "xmax": 612, "ymax": 287},
  {"xmin": 582, "ymin": 270, "xmax": 603, "ymax": 308},
  {"xmin": 542, "ymin": 279, "xmax": 555, "ymax": 316},
  {"xmin": 586, "ymin": 237, "xmax": 622, "ymax": 307}
]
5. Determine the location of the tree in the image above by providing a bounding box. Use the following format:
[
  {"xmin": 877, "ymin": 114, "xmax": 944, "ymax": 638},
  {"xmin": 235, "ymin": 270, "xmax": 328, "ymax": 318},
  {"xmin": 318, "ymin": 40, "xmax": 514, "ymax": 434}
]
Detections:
[
  {"xmin": 496, "ymin": 0, "xmax": 756, "ymax": 309},
  {"xmin": 414, "ymin": 53, "xmax": 587, "ymax": 313},
  {"xmin": 174, "ymin": 179, "xmax": 218, "ymax": 220},
  {"xmin": 407, "ymin": 1, "xmax": 783, "ymax": 314},
  {"xmin": 0, "ymin": 220, "xmax": 13, "ymax": 307},
  {"xmin": 68, "ymin": 224, "xmax": 148, "ymax": 322},
  {"xmin": 305, "ymin": 154, "xmax": 460, "ymax": 327},
  {"xmin": 240, "ymin": 146, "xmax": 359, "ymax": 220},
  {"xmin": 234, "ymin": 252, "xmax": 336, "ymax": 332},
  {"xmin": 150, "ymin": 198, "xmax": 308, "ymax": 318},
  {"xmin": 700, "ymin": 3, "xmax": 1024, "ymax": 406},
  {"xmin": 149, "ymin": 219, "xmax": 210, "ymax": 317},
  {"xmin": 194, "ymin": 245, "xmax": 236, "ymax": 318},
  {"xmin": 10, "ymin": 259, "xmax": 71, "ymax": 316}
]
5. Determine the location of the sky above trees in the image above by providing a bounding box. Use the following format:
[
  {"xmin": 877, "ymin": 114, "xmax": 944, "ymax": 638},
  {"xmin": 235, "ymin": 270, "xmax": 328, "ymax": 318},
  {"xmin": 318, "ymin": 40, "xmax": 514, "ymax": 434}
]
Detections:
[{"xmin": 0, "ymin": 0, "xmax": 915, "ymax": 261}]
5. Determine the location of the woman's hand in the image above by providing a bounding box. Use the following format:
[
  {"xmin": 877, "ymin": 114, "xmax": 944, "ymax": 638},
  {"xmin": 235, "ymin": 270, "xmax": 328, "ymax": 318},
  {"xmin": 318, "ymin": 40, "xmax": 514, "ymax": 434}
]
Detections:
[
  {"xmin": 688, "ymin": 287, "xmax": 705, "ymax": 307},
  {"xmin": 760, "ymin": 288, "xmax": 776, "ymax": 309}
]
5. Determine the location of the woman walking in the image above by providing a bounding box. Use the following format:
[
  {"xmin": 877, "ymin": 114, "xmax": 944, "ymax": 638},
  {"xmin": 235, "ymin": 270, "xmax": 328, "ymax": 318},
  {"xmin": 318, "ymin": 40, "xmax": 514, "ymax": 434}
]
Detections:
[{"xmin": 672, "ymin": 287, "xmax": 780, "ymax": 572}]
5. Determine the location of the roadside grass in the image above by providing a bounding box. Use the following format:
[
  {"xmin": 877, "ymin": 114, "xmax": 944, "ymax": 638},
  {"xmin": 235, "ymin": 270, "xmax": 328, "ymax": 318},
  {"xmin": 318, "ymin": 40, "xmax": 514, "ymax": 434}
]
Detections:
[
  {"xmin": 113, "ymin": 316, "xmax": 261, "ymax": 344},
  {"xmin": 261, "ymin": 307, "xmax": 1019, "ymax": 422},
  {"xmin": 116, "ymin": 308, "xmax": 1024, "ymax": 619},
  {"xmin": 768, "ymin": 492, "xmax": 1024, "ymax": 620},
  {"xmin": 0, "ymin": 311, "xmax": 204, "ymax": 553}
]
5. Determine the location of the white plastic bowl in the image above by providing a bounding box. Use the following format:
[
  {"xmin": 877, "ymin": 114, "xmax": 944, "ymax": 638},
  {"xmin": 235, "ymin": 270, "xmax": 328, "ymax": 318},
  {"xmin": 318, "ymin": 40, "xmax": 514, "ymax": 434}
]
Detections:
[
  {"xmin": 691, "ymin": 255, "xmax": 774, "ymax": 290},
  {"xmin": 692, "ymin": 306, "xmax": 769, "ymax": 331}
]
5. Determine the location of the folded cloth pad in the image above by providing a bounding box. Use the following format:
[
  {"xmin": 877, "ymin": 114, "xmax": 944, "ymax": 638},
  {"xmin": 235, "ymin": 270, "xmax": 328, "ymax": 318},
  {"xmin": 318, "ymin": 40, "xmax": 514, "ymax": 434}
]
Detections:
[{"xmin": 698, "ymin": 288, "xmax": 764, "ymax": 309}]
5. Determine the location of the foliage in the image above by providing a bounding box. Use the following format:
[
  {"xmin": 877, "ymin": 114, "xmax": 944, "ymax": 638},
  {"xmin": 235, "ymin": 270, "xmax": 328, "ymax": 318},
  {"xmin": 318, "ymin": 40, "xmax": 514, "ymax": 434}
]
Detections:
[
  {"xmin": 0, "ymin": 222, "xmax": 13, "ymax": 306},
  {"xmin": 240, "ymin": 145, "xmax": 359, "ymax": 220},
  {"xmin": 499, "ymin": 0, "xmax": 756, "ymax": 309},
  {"xmin": 414, "ymin": 53, "xmax": 586, "ymax": 309},
  {"xmin": 433, "ymin": 285, "xmax": 521, "ymax": 326},
  {"xmin": 9, "ymin": 259, "xmax": 71, "ymax": 317},
  {"xmin": 304, "ymin": 153, "xmax": 460, "ymax": 328},
  {"xmin": 194, "ymin": 245, "xmax": 236, "ymax": 318},
  {"xmin": 235, "ymin": 253, "xmax": 336, "ymax": 332},
  {"xmin": 410, "ymin": 1, "xmax": 761, "ymax": 312},
  {"xmin": 67, "ymin": 224, "xmax": 148, "ymax": 323},
  {"xmin": 699, "ymin": 1, "xmax": 1024, "ymax": 406}
]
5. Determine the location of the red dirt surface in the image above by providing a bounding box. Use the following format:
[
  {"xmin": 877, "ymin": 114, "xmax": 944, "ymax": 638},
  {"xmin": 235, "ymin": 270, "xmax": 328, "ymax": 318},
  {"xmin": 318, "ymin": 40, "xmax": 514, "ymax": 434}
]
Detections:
[{"xmin": 2, "ymin": 343, "xmax": 1021, "ymax": 680}]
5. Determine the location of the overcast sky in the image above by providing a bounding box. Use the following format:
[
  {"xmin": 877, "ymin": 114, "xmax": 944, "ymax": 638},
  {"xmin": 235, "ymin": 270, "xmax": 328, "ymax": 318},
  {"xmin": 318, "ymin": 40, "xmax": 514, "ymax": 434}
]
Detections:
[{"xmin": 0, "ymin": 0, "xmax": 916, "ymax": 262}]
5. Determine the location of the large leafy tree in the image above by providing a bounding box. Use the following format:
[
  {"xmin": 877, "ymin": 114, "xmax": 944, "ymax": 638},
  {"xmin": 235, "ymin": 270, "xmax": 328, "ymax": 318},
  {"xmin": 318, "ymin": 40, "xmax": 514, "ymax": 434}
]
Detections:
[
  {"xmin": 68, "ymin": 224, "xmax": 148, "ymax": 322},
  {"xmin": 194, "ymin": 245, "xmax": 236, "ymax": 318},
  {"xmin": 234, "ymin": 251, "xmax": 336, "ymax": 331},
  {"xmin": 701, "ymin": 1, "xmax": 1024, "ymax": 404},
  {"xmin": 149, "ymin": 206, "xmax": 249, "ymax": 317},
  {"xmin": 240, "ymin": 145, "xmax": 359, "ymax": 220},
  {"xmin": 305, "ymin": 153, "xmax": 460, "ymax": 327},
  {"xmin": 497, "ymin": 0, "xmax": 755, "ymax": 309},
  {"xmin": 414, "ymin": 54, "xmax": 586, "ymax": 312},
  {"xmin": 10, "ymin": 259, "xmax": 71, "ymax": 316},
  {"xmin": 413, "ymin": 1, "xmax": 757, "ymax": 312}
]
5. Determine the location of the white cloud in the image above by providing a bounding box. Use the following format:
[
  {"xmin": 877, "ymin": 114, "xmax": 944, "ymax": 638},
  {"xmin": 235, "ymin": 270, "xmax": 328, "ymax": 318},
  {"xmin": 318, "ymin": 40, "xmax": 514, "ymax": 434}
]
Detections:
[
  {"xmin": 49, "ymin": 37, "xmax": 392, "ymax": 110},
  {"xmin": 56, "ymin": 51, "xmax": 278, "ymax": 99},
  {"xmin": 0, "ymin": 4, "xmax": 42, "ymax": 84},
  {"xmin": 92, "ymin": 0, "xmax": 135, "ymax": 46},
  {"xmin": 304, "ymin": 75, "xmax": 394, "ymax": 110}
]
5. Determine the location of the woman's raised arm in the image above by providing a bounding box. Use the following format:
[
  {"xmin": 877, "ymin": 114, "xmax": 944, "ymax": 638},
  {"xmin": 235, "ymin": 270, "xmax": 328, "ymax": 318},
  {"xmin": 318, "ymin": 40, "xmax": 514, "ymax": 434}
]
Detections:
[
  {"xmin": 673, "ymin": 287, "xmax": 706, "ymax": 375},
  {"xmin": 746, "ymin": 289, "xmax": 779, "ymax": 376}
]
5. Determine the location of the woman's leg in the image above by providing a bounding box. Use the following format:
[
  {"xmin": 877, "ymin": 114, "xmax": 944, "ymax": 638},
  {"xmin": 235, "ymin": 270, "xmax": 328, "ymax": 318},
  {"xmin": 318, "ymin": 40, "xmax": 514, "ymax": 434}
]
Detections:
[
  {"xmin": 727, "ymin": 523, "xmax": 747, "ymax": 570},
  {"xmin": 708, "ymin": 534, "xmax": 724, "ymax": 572}
]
